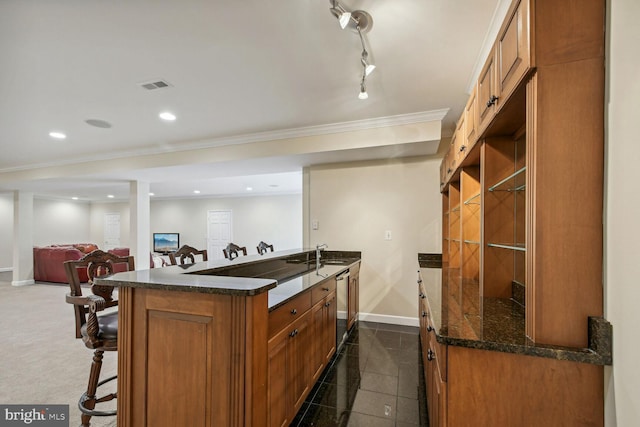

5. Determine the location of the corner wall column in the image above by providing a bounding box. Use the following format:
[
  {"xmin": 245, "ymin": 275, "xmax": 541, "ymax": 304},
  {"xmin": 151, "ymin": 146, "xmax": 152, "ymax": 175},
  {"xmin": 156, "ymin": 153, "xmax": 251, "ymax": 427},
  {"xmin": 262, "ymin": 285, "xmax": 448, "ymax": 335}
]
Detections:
[
  {"xmin": 130, "ymin": 181, "xmax": 150, "ymax": 270},
  {"xmin": 12, "ymin": 191, "xmax": 34, "ymax": 286}
]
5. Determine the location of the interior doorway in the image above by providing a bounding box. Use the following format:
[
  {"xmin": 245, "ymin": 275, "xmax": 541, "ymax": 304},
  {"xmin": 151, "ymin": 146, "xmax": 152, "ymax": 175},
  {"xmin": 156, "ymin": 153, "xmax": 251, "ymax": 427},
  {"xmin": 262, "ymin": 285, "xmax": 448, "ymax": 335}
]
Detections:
[
  {"xmin": 207, "ymin": 210, "xmax": 232, "ymax": 260},
  {"xmin": 103, "ymin": 213, "xmax": 121, "ymax": 250}
]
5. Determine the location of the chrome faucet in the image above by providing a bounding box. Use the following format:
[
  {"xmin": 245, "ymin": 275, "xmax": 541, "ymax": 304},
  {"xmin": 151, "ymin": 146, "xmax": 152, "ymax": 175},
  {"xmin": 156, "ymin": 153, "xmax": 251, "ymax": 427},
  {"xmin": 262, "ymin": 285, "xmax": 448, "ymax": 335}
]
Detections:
[{"xmin": 316, "ymin": 243, "xmax": 328, "ymax": 275}]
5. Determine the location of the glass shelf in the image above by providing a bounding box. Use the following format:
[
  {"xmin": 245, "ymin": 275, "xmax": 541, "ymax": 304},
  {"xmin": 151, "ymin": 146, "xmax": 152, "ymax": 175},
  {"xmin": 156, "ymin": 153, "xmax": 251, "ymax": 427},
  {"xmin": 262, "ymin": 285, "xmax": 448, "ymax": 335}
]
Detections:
[
  {"xmin": 464, "ymin": 240, "xmax": 480, "ymax": 245},
  {"xmin": 488, "ymin": 167, "xmax": 526, "ymax": 192},
  {"xmin": 463, "ymin": 193, "xmax": 481, "ymax": 205},
  {"xmin": 487, "ymin": 243, "xmax": 526, "ymax": 252}
]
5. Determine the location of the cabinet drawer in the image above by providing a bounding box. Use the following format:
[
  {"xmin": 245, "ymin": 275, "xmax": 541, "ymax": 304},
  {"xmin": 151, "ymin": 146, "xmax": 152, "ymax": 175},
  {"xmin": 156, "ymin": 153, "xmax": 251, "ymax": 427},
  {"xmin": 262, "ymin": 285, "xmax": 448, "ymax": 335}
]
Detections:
[
  {"xmin": 269, "ymin": 291, "xmax": 312, "ymax": 338},
  {"xmin": 311, "ymin": 279, "xmax": 336, "ymax": 305}
]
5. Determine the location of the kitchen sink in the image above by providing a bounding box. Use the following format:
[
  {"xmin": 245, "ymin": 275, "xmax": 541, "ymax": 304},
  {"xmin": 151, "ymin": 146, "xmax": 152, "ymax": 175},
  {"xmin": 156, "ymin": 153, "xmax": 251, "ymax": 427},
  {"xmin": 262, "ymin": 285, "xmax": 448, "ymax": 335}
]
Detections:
[{"xmin": 322, "ymin": 259, "xmax": 352, "ymax": 265}]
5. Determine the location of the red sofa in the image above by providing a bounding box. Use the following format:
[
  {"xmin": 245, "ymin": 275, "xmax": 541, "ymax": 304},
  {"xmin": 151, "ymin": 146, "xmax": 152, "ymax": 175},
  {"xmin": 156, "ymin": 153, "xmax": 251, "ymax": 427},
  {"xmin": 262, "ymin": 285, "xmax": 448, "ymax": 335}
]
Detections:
[{"xmin": 33, "ymin": 243, "xmax": 99, "ymax": 283}]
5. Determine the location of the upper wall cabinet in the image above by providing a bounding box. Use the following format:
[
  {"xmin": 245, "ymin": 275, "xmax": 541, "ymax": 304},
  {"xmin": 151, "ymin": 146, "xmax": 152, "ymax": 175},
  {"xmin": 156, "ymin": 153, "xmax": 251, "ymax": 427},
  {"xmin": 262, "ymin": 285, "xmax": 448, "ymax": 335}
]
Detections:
[
  {"xmin": 477, "ymin": 46, "xmax": 498, "ymax": 135},
  {"xmin": 496, "ymin": 0, "xmax": 530, "ymax": 109},
  {"xmin": 477, "ymin": 0, "xmax": 531, "ymax": 139},
  {"xmin": 463, "ymin": 84, "xmax": 478, "ymax": 152}
]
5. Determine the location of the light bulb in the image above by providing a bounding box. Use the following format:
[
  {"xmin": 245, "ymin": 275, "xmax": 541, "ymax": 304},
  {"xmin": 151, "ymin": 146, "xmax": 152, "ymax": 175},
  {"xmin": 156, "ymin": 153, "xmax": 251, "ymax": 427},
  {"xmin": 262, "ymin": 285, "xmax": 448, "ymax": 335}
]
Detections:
[{"xmin": 358, "ymin": 89, "xmax": 369, "ymax": 100}]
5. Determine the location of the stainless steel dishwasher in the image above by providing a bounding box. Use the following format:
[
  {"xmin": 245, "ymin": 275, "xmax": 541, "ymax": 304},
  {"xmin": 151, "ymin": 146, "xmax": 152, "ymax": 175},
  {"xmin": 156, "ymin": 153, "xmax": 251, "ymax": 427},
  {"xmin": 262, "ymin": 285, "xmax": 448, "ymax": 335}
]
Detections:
[{"xmin": 335, "ymin": 270, "xmax": 350, "ymax": 351}]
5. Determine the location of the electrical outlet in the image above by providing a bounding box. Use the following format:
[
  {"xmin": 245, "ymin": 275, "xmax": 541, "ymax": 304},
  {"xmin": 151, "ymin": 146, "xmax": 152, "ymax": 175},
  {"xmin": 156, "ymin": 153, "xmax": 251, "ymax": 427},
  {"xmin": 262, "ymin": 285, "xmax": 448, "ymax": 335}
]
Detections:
[
  {"xmin": 312, "ymin": 220, "xmax": 319, "ymax": 230},
  {"xmin": 385, "ymin": 230, "xmax": 392, "ymax": 240}
]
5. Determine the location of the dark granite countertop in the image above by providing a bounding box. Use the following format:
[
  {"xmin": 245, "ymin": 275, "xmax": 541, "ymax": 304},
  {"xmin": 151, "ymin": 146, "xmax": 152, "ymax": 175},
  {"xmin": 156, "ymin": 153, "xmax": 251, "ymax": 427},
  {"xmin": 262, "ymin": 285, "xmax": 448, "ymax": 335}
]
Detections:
[
  {"xmin": 417, "ymin": 255, "xmax": 612, "ymax": 365},
  {"xmin": 97, "ymin": 248, "xmax": 360, "ymax": 300},
  {"xmin": 268, "ymin": 261, "xmax": 358, "ymax": 310}
]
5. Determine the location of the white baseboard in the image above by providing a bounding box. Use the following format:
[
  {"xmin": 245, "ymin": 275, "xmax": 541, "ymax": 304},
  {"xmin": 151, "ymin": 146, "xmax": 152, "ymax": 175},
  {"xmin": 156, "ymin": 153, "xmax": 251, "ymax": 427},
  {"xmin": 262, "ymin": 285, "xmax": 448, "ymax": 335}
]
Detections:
[
  {"xmin": 11, "ymin": 279, "xmax": 35, "ymax": 287},
  {"xmin": 0, "ymin": 267, "xmax": 12, "ymax": 272},
  {"xmin": 358, "ymin": 312, "xmax": 419, "ymax": 328}
]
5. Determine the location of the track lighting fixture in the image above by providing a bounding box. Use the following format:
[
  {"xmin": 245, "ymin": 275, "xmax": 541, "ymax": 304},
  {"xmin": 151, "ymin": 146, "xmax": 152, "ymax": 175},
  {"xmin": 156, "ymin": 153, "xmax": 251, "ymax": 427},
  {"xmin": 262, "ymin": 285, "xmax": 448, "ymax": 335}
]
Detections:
[{"xmin": 328, "ymin": 1, "xmax": 376, "ymax": 99}]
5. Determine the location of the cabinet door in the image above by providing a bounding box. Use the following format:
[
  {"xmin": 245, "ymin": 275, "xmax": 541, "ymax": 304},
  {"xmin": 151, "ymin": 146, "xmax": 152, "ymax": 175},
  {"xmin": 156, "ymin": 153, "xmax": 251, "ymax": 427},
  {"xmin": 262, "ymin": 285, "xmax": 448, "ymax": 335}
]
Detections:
[
  {"xmin": 311, "ymin": 301, "xmax": 326, "ymax": 382},
  {"xmin": 477, "ymin": 47, "xmax": 498, "ymax": 134},
  {"xmin": 464, "ymin": 85, "xmax": 478, "ymax": 150},
  {"xmin": 496, "ymin": 0, "xmax": 530, "ymax": 107},
  {"xmin": 323, "ymin": 292, "xmax": 337, "ymax": 365},
  {"xmin": 289, "ymin": 310, "xmax": 312, "ymax": 412},
  {"xmin": 268, "ymin": 328, "xmax": 291, "ymax": 427},
  {"xmin": 268, "ymin": 309, "xmax": 312, "ymax": 427},
  {"xmin": 454, "ymin": 116, "xmax": 466, "ymax": 164}
]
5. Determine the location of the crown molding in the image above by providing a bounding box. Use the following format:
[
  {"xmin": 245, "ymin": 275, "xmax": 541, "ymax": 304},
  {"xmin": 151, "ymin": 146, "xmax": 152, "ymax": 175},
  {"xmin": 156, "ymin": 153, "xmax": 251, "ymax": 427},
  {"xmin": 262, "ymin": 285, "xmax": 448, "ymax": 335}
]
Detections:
[{"xmin": 0, "ymin": 109, "xmax": 449, "ymax": 175}]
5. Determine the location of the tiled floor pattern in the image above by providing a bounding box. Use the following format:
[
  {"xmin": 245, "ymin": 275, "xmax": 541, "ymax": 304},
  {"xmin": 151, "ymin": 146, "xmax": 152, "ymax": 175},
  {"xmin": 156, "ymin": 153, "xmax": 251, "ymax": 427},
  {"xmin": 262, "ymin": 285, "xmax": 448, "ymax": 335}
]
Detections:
[{"xmin": 291, "ymin": 321, "xmax": 428, "ymax": 427}]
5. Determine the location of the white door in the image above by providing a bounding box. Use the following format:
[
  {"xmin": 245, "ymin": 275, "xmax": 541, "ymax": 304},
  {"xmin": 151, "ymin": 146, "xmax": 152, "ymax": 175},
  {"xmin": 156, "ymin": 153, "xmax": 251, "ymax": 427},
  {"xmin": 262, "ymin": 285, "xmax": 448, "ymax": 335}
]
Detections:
[
  {"xmin": 207, "ymin": 210, "xmax": 232, "ymax": 260},
  {"xmin": 104, "ymin": 213, "xmax": 121, "ymax": 250}
]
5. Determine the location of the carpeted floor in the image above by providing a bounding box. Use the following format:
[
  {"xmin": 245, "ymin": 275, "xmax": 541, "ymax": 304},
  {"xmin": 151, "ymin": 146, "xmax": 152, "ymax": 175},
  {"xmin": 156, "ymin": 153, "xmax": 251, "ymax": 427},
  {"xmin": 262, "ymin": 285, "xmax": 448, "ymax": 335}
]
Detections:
[{"xmin": 0, "ymin": 280, "xmax": 117, "ymax": 427}]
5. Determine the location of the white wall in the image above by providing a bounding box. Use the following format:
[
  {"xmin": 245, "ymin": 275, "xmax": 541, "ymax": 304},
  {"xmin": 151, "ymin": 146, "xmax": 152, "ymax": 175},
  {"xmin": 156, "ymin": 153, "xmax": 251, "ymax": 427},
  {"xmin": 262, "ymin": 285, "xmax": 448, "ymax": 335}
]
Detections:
[
  {"xmin": 604, "ymin": 0, "xmax": 640, "ymax": 425},
  {"xmin": 150, "ymin": 194, "xmax": 302, "ymax": 257},
  {"xmin": 0, "ymin": 193, "xmax": 13, "ymax": 269},
  {"xmin": 32, "ymin": 198, "xmax": 91, "ymax": 246},
  {"xmin": 306, "ymin": 156, "xmax": 442, "ymax": 324}
]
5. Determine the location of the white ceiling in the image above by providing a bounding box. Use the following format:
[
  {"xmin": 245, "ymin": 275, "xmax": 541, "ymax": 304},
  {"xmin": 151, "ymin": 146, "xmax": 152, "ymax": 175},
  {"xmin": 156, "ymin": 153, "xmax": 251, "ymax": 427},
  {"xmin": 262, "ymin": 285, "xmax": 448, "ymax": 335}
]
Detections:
[{"xmin": 0, "ymin": 0, "xmax": 506, "ymax": 201}]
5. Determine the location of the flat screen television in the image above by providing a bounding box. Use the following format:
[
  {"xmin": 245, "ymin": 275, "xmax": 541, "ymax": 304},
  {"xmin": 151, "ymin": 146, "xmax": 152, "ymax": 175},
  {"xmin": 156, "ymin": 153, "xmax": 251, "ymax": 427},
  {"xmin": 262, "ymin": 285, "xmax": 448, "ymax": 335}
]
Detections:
[{"xmin": 153, "ymin": 233, "xmax": 180, "ymax": 254}]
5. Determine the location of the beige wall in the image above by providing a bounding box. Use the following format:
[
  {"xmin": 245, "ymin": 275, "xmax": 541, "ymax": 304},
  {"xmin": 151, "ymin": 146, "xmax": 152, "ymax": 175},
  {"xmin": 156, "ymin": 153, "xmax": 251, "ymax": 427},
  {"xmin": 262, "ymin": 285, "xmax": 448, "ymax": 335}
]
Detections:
[
  {"xmin": 605, "ymin": 0, "xmax": 640, "ymax": 425},
  {"xmin": 306, "ymin": 156, "xmax": 442, "ymax": 324},
  {"xmin": 32, "ymin": 198, "xmax": 91, "ymax": 247}
]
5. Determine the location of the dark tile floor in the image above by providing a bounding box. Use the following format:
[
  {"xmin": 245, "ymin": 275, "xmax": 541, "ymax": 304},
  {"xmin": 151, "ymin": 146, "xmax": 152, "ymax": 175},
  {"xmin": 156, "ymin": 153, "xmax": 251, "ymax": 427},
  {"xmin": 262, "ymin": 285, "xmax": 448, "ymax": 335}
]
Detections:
[{"xmin": 291, "ymin": 321, "xmax": 428, "ymax": 427}]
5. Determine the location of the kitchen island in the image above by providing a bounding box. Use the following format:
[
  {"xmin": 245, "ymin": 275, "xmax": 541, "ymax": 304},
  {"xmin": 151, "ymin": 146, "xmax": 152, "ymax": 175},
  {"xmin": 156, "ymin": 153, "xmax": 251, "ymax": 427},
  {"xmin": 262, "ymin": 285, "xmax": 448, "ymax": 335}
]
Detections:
[{"xmin": 97, "ymin": 248, "xmax": 361, "ymax": 427}]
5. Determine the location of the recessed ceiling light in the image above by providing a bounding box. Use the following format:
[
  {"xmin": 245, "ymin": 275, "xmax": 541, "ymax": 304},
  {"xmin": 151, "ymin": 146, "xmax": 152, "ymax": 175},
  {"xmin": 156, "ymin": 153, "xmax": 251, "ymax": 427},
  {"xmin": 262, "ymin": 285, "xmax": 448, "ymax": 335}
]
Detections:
[
  {"xmin": 193, "ymin": 190, "xmax": 201, "ymax": 194},
  {"xmin": 107, "ymin": 194, "xmax": 114, "ymax": 198},
  {"xmin": 72, "ymin": 197, "xmax": 79, "ymax": 200},
  {"xmin": 159, "ymin": 112, "xmax": 176, "ymax": 121},
  {"xmin": 149, "ymin": 192, "xmax": 155, "ymax": 196},
  {"xmin": 269, "ymin": 184, "xmax": 280, "ymax": 188},
  {"xmin": 49, "ymin": 131, "xmax": 66, "ymax": 140},
  {"xmin": 246, "ymin": 187, "xmax": 253, "ymax": 191}
]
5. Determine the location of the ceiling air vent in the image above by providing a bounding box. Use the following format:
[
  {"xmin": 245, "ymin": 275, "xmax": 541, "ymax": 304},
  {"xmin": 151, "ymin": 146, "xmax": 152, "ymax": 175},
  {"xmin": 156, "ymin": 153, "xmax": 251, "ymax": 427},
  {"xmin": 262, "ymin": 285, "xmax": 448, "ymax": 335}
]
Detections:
[{"xmin": 139, "ymin": 79, "xmax": 172, "ymax": 91}]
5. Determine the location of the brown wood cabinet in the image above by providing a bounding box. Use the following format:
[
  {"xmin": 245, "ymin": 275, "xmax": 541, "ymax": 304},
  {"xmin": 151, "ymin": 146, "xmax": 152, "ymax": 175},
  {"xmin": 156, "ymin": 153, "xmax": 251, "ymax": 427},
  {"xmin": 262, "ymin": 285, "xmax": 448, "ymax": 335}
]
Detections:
[
  {"xmin": 117, "ymin": 287, "xmax": 270, "ymax": 427},
  {"xmin": 268, "ymin": 309, "xmax": 313, "ymax": 427},
  {"xmin": 463, "ymin": 85, "xmax": 477, "ymax": 150},
  {"xmin": 478, "ymin": 0, "xmax": 531, "ymax": 137},
  {"xmin": 439, "ymin": 0, "xmax": 605, "ymax": 348},
  {"xmin": 268, "ymin": 277, "xmax": 342, "ymax": 427},
  {"xmin": 477, "ymin": 46, "xmax": 497, "ymax": 134},
  {"xmin": 431, "ymin": 0, "xmax": 606, "ymax": 424}
]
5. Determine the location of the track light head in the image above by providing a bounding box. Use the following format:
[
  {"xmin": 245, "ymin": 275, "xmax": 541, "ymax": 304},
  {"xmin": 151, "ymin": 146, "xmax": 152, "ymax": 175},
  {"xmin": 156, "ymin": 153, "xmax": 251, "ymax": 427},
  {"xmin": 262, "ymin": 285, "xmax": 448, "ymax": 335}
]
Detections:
[
  {"xmin": 361, "ymin": 57, "xmax": 376, "ymax": 76},
  {"xmin": 339, "ymin": 11, "xmax": 352, "ymax": 29},
  {"xmin": 330, "ymin": 2, "xmax": 352, "ymax": 29},
  {"xmin": 358, "ymin": 83, "xmax": 368, "ymax": 100}
]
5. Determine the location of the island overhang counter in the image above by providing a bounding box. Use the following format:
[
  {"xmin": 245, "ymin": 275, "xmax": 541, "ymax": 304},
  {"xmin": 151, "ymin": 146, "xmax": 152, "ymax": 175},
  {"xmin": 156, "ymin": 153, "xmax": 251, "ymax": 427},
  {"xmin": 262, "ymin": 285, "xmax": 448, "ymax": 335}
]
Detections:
[{"xmin": 96, "ymin": 248, "xmax": 361, "ymax": 427}]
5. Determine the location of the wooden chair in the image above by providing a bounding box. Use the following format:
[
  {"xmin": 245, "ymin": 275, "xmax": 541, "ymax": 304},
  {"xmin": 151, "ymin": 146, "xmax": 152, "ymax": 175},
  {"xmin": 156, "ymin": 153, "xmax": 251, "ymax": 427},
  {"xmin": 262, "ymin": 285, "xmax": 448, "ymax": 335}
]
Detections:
[
  {"xmin": 168, "ymin": 245, "xmax": 208, "ymax": 265},
  {"xmin": 64, "ymin": 249, "xmax": 135, "ymax": 427},
  {"xmin": 256, "ymin": 241, "xmax": 274, "ymax": 255},
  {"xmin": 223, "ymin": 243, "xmax": 247, "ymax": 260}
]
